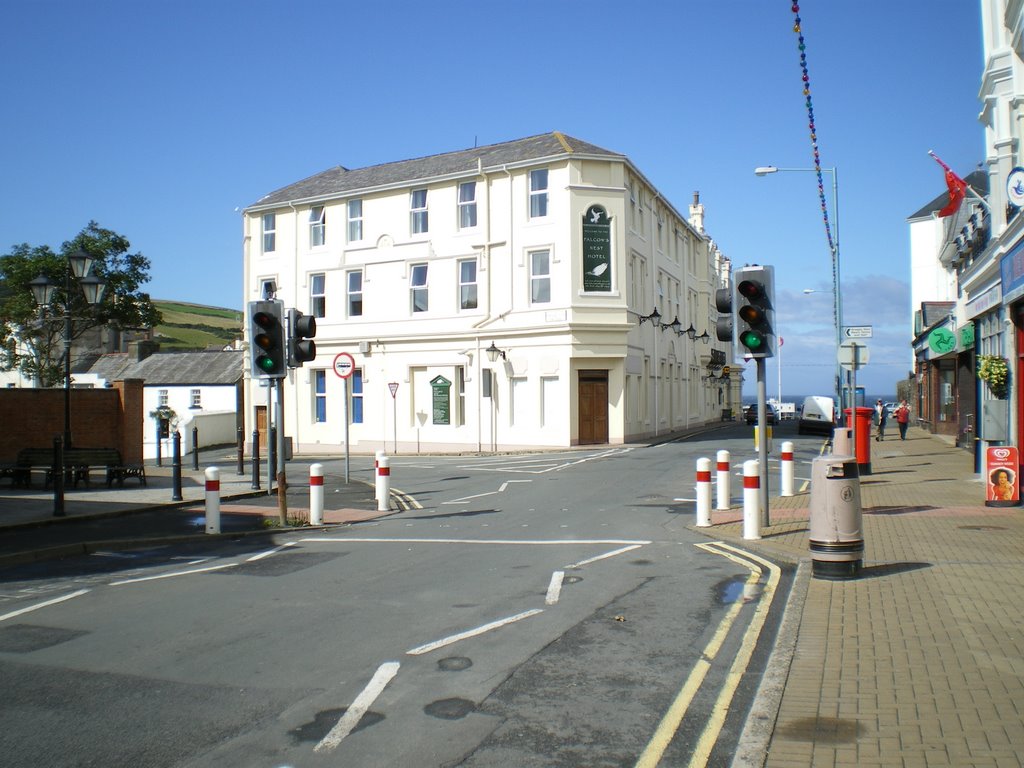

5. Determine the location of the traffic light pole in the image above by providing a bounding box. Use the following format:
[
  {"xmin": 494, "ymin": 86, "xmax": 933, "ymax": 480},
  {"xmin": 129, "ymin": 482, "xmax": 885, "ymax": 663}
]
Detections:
[
  {"xmin": 276, "ymin": 378, "xmax": 288, "ymax": 525},
  {"xmin": 756, "ymin": 357, "xmax": 770, "ymax": 527}
]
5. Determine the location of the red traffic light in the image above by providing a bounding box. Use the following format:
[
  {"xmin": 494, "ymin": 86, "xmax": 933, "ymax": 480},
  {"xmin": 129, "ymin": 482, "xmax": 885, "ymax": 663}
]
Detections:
[{"xmin": 737, "ymin": 279, "xmax": 765, "ymax": 301}]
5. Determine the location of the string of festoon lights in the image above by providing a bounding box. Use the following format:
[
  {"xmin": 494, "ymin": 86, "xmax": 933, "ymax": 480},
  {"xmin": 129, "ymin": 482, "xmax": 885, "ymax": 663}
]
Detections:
[{"xmin": 791, "ymin": 2, "xmax": 836, "ymax": 258}]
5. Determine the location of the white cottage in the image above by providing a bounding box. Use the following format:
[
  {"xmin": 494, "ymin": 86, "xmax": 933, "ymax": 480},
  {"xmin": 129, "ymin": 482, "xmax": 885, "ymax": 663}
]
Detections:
[{"xmin": 80, "ymin": 344, "xmax": 244, "ymax": 459}]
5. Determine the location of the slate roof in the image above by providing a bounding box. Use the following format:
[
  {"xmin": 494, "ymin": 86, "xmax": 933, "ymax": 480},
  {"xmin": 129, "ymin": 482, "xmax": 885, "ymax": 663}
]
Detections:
[
  {"xmin": 908, "ymin": 169, "xmax": 989, "ymax": 220},
  {"xmin": 85, "ymin": 350, "xmax": 243, "ymax": 386},
  {"xmin": 248, "ymin": 132, "xmax": 623, "ymax": 210}
]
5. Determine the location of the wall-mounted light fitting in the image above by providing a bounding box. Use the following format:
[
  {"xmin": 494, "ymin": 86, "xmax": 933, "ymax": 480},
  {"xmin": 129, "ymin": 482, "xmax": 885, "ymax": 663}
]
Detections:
[
  {"xmin": 485, "ymin": 341, "xmax": 507, "ymax": 362},
  {"xmin": 638, "ymin": 307, "xmax": 662, "ymax": 326}
]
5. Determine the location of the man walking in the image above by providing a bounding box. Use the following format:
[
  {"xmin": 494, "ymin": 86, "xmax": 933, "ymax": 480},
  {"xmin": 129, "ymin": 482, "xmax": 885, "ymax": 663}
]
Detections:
[{"xmin": 874, "ymin": 399, "xmax": 888, "ymax": 441}]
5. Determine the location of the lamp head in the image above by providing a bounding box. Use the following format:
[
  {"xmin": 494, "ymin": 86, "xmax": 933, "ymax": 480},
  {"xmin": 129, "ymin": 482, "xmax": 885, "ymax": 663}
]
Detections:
[
  {"xmin": 754, "ymin": 166, "xmax": 779, "ymax": 176},
  {"xmin": 485, "ymin": 341, "xmax": 506, "ymax": 362}
]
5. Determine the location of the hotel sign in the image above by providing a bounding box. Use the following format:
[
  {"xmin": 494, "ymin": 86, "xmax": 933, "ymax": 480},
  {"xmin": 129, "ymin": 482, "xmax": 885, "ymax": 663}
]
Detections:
[{"xmin": 582, "ymin": 204, "xmax": 612, "ymax": 292}]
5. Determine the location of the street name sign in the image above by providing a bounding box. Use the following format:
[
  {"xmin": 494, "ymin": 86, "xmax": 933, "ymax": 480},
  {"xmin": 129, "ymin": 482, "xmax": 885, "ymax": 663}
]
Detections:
[{"xmin": 843, "ymin": 326, "xmax": 872, "ymax": 339}]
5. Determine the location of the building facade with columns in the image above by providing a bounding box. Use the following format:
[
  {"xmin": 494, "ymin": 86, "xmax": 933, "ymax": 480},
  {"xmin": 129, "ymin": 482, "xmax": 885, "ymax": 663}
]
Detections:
[{"xmin": 242, "ymin": 133, "xmax": 737, "ymax": 454}]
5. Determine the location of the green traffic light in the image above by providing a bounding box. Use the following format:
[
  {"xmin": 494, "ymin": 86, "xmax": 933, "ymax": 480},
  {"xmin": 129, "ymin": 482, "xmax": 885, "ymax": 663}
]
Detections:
[
  {"xmin": 256, "ymin": 354, "xmax": 277, "ymax": 372},
  {"xmin": 739, "ymin": 330, "xmax": 764, "ymax": 350}
]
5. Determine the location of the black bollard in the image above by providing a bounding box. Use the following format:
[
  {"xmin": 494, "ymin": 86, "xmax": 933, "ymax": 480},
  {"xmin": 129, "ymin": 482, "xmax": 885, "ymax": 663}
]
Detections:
[
  {"xmin": 250, "ymin": 430, "xmax": 261, "ymax": 490},
  {"xmin": 53, "ymin": 435, "xmax": 65, "ymax": 517},
  {"xmin": 171, "ymin": 430, "xmax": 183, "ymax": 501},
  {"xmin": 192, "ymin": 426, "xmax": 200, "ymax": 471},
  {"xmin": 236, "ymin": 427, "xmax": 245, "ymax": 475},
  {"xmin": 155, "ymin": 422, "xmax": 163, "ymax": 467}
]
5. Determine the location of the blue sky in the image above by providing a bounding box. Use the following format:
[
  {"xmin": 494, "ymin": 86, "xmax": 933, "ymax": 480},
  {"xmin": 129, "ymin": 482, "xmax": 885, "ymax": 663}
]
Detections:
[{"xmin": 1, "ymin": 0, "xmax": 983, "ymax": 397}]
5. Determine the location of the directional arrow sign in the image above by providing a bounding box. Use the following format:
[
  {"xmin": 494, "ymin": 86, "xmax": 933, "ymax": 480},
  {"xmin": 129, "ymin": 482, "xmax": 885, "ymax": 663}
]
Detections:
[{"xmin": 843, "ymin": 326, "xmax": 872, "ymax": 339}]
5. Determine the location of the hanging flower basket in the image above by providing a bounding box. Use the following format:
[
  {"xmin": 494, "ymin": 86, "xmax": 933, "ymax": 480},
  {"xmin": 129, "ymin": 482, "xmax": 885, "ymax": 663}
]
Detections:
[{"xmin": 977, "ymin": 355, "xmax": 1009, "ymax": 399}]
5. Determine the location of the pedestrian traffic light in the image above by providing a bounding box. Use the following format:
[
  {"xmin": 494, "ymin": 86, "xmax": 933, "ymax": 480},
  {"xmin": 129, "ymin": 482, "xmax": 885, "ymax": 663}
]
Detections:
[
  {"xmin": 248, "ymin": 300, "xmax": 287, "ymax": 379},
  {"xmin": 733, "ymin": 265, "xmax": 775, "ymax": 358},
  {"xmin": 287, "ymin": 308, "xmax": 317, "ymax": 368},
  {"xmin": 715, "ymin": 286, "xmax": 734, "ymax": 343}
]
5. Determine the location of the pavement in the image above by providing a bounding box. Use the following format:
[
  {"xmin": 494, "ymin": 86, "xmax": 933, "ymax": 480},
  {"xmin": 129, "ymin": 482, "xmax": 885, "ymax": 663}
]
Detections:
[
  {"xmin": 1, "ymin": 429, "xmax": 1021, "ymax": 766},
  {"xmin": 709, "ymin": 427, "xmax": 1024, "ymax": 768},
  {"xmin": 0, "ymin": 449, "xmax": 384, "ymax": 566}
]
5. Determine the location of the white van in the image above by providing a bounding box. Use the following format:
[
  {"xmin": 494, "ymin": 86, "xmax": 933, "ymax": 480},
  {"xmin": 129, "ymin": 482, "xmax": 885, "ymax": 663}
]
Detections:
[{"xmin": 798, "ymin": 395, "xmax": 836, "ymax": 435}]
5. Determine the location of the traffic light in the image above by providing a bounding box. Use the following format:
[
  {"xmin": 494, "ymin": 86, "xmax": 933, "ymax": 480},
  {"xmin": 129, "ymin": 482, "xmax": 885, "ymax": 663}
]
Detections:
[
  {"xmin": 714, "ymin": 286, "xmax": 733, "ymax": 343},
  {"xmin": 248, "ymin": 300, "xmax": 287, "ymax": 379},
  {"xmin": 287, "ymin": 308, "xmax": 317, "ymax": 368},
  {"xmin": 733, "ymin": 265, "xmax": 775, "ymax": 358}
]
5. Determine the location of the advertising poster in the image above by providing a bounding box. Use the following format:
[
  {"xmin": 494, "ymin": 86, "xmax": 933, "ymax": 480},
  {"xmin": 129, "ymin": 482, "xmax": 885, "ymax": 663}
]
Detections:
[{"xmin": 985, "ymin": 446, "xmax": 1020, "ymax": 506}]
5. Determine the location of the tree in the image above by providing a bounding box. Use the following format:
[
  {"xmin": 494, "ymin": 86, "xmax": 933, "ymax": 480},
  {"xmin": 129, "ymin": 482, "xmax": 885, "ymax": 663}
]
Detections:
[{"xmin": 0, "ymin": 222, "xmax": 162, "ymax": 386}]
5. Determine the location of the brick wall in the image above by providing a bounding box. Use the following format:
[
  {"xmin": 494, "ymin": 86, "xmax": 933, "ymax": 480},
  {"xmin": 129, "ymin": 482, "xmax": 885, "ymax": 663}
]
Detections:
[{"xmin": 0, "ymin": 379, "xmax": 144, "ymax": 462}]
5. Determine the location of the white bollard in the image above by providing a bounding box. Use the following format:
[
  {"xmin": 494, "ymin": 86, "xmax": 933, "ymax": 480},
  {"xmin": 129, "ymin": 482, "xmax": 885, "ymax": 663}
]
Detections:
[
  {"xmin": 695, "ymin": 457, "xmax": 712, "ymax": 527},
  {"xmin": 374, "ymin": 450, "xmax": 385, "ymax": 501},
  {"xmin": 780, "ymin": 441, "xmax": 795, "ymax": 497},
  {"xmin": 205, "ymin": 466, "xmax": 221, "ymax": 534},
  {"xmin": 716, "ymin": 449, "xmax": 731, "ymax": 510},
  {"xmin": 742, "ymin": 459, "xmax": 761, "ymax": 540},
  {"xmin": 377, "ymin": 454, "xmax": 391, "ymax": 512},
  {"xmin": 309, "ymin": 463, "xmax": 324, "ymax": 526}
]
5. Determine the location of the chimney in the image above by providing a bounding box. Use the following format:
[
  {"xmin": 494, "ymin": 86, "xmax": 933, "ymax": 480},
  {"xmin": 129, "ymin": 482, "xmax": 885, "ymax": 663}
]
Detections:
[
  {"xmin": 127, "ymin": 340, "xmax": 160, "ymax": 361},
  {"xmin": 689, "ymin": 191, "xmax": 705, "ymax": 234}
]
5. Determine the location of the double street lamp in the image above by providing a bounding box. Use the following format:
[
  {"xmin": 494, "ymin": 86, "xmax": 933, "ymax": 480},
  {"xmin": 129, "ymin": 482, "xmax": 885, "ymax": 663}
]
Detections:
[
  {"xmin": 755, "ymin": 165, "xmax": 844, "ymax": 406},
  {"xmin": 29, "ymin": 249, "xmax": 107, "ymax": 450}
]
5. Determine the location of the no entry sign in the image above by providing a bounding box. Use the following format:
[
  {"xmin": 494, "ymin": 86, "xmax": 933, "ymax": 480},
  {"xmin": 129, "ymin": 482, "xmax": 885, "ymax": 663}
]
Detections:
[{"xmin": 333, "ymin": 352, "xmax": 355, "ymax": 379}]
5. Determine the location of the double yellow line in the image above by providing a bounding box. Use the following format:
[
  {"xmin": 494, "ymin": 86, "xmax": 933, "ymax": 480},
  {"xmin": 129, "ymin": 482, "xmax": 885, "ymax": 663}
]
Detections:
[{"xmin": 635, "ymin": 541, "xmax": 781, "ymax": 768}]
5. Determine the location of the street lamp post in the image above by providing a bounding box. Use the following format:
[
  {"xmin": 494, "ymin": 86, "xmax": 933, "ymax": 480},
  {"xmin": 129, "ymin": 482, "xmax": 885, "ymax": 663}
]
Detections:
[
  {"xmin": 755, "ymin": 165, "xmax": 843, "ymax": 407},
  {"xmin": 29, "ymin": 249, "xmax": 106, "ymax": 516}
]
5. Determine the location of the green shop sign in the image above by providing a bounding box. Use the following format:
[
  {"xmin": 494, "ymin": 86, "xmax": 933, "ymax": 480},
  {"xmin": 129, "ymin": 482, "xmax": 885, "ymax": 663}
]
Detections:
[
  {"xmin": 927, "ymin": 327, "xmax": 956, "ymax": 354},
  {"xmin": 431, "ymin": 375, "xmax": 451, "ymax": 425},
  {"xmin": 959, "ymin": 322, "xmax": 975, "ymax": 349},
  {"xmin": 582, "ymin": 204, "xmax": 612, "ymax": 292}
]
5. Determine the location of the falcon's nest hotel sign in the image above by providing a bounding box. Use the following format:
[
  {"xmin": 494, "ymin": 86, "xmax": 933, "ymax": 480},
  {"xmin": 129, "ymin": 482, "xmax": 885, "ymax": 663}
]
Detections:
[{"xmin": 582, "ymin": 204, "xmax": 612, "ymax": 292}]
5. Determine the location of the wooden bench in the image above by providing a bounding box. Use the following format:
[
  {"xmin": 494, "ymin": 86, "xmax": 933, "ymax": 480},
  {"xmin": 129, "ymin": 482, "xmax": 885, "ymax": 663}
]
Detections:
[{"xmin": 8, "ymin": 447, "xmax": 146, "ymax": 489}]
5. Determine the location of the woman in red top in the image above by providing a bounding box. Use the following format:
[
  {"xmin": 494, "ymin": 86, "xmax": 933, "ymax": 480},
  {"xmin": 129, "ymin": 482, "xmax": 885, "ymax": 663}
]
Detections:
[{"xmin": 894, "ymin": 400, "xmax": 911, "ymax": 441}]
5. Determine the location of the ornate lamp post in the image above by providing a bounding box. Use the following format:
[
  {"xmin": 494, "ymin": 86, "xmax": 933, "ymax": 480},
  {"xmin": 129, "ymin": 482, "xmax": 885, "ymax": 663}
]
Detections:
[{"xmin": 29, "ymin": 250, "xmax": 106, "ymax": 516}]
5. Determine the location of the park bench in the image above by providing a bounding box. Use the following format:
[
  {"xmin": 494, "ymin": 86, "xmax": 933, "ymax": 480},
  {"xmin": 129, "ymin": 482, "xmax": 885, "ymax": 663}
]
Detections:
[{"xmin": 3, "ymin": 447, "xmax": 146, "ymax": 489}]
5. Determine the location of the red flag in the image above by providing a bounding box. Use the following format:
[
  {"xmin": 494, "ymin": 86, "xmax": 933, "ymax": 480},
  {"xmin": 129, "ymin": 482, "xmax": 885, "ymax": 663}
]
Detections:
[{"xmin": 929, "ymin": 150, "xmax": 967, "ymax": 217}]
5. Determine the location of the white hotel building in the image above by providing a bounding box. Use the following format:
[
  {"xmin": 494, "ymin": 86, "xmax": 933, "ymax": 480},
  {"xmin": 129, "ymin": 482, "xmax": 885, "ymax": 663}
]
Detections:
[{"xmin": 242, "ymin": 132, "xmax": 737, "ymax": 454}]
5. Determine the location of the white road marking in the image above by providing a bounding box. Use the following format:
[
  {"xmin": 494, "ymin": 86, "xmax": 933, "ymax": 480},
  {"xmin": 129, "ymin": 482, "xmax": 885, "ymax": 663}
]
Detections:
[
  {"xmin": 0, "ymin": 589, "xmax": 90, "ymax": 623},
  {"xmin": 247, "ymin": 541, "xmax": 297, "ymax": 562},
  {"xmin": 443, "ymin": 479, "xmax": 532, "ymax": 504},
  {"xmin": 565, "ymin": 544, "xmax": 643, "ymax": 569},
  {"xmin": 545, "ymin": 571, "xmax": 565, "ymax": 605},
  {"xmin": 109, "ymin": 563, "xmax": 237, "ymax": 585},
  {"xmin": 314, "ymin": 662, "xmax": 401, "ymax": 753},
  {"xmin": 407, "ymin": 609, "xmax": 544, "ymax": 656},
  {"xmin": 303, "ymin": 537, "xmax": 651, "ymax": 546}
]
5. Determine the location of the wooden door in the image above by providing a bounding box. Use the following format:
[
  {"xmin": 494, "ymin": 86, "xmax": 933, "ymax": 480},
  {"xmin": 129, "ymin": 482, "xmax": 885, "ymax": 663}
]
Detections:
[
  {"xmin": 578, "ymin": 372, "xmax": 608, "ymax": 445},
  {"xmin": 255, "ymin": 406, "xmax": 268, "ymax": 450}
]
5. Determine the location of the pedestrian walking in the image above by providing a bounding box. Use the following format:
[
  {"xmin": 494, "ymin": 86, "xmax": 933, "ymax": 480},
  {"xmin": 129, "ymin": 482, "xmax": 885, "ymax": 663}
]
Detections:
[
  {"xmin": 894, "ymin": 399, "xmax": 911, "ymax": 440},
  {"xmin": 874, "ymin": 399, "xmax": 888, "ymax": 441}
]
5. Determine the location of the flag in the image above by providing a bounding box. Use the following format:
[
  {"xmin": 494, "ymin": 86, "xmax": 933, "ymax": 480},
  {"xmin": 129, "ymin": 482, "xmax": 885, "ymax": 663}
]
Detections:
[{"xmin": 929, "ymin": 150, "xmax": 967, "ymax": 217}]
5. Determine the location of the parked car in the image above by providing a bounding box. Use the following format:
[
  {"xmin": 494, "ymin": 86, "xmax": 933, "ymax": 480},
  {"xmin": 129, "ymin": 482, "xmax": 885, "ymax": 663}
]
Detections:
[
  {"xmin": 744, "ymin": 403, "xmax": 777, "ymax": 425},
  {"xmin": 798, "ymin": 395, "xmax": 836, "ymax": 435}
]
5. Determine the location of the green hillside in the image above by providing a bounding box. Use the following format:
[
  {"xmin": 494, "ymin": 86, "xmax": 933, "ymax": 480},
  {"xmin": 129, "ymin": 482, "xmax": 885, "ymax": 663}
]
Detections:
[{"xmin": 151, "ymin": 300, "xmax": 242, "ymax": 350}]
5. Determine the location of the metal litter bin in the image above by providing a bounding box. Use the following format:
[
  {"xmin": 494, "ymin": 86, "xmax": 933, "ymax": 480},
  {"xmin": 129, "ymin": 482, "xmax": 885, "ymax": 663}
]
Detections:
[{"xmin": 809, "ymin": 454, "xmax": 863, "ymax": 579}]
